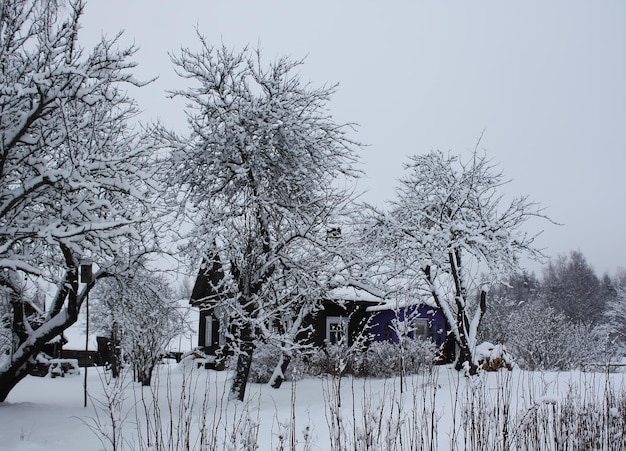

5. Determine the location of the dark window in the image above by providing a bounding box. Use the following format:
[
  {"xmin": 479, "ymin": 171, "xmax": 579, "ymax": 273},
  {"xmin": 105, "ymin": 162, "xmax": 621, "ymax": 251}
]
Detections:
[{"xmin": 326, "ymin": 316, "xmax": 347, "ymax": 345}]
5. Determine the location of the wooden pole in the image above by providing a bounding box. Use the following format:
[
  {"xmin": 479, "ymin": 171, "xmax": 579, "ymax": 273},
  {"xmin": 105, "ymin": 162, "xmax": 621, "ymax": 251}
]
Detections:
[
  {"xmin": 84, "ymin": 290, "xmax": 89, "ymax": 408},
  {"xmin": 80, "ymin": 262, "xmax": 93, "ymax": 408}
]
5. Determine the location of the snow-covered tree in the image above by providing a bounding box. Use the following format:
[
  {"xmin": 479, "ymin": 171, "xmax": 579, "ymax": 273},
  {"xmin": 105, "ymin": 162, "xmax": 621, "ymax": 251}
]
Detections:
[
  {"xmin": 542, "ymin": 250, "xmax": 607, "ymax": 325},
  {"xmin": 0, "ymin": 0, "xmax": 160, "ymax": 401},
  {"xmin": 91, "ymin": 272, "xmax": 182, "ymax": 386},
  {"xmin": 379, "ymin": 149, "xmax": 545, "ymax": 374},
  {"xmin": 604, "ymin": 270, "xmax": 626, "ymax": 352},
  {"xmin": 164, "ymin": 40, "xmax": 361, "ymax": 400},
  {"xmin": 479, "ymin": 270, "xmax": 540, "ymax": 344},
  {"xmin": 479, "ymin": 269, "xmax": 608, "ymax": 370}
]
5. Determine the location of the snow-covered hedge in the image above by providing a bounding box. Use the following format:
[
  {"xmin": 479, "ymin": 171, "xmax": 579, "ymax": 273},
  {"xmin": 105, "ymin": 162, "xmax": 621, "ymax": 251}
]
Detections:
[
  {"xmin": 247, "ymin": 339, "xmax": 438, "ymax": 383},
  {"xmin": 359, "ymin": 339, "xmax": 438, "ymax": 378}
]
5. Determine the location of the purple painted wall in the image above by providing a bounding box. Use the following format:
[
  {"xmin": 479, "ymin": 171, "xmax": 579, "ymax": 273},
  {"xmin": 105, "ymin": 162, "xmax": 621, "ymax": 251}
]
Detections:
[{"xmin": 368, "ymin": 304, "xmax": 448, "ymax": 347}]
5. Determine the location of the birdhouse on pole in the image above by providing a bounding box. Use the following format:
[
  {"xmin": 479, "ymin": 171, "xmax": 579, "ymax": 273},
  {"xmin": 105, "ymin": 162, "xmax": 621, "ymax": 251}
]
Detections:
[{"xmin": 80, "ymin": 260, "xmax": 93, "ymax": 284}]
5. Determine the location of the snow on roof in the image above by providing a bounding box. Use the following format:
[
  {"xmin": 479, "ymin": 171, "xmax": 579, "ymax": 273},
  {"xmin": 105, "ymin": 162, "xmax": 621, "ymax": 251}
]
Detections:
[
  {"xmin": 63, "ymin": 311, "xmax": 97, "ymax": 351},
  {"xmin": 327, "ymin": 284, "xmax": 439, "ymax": 315},
  {"xmin": 328, "ymin": 286, "xmax": 383, "ymax": 303},
  {"xmin": 365, "ymin": 293, "xmax": 438, "ymax": 312}
]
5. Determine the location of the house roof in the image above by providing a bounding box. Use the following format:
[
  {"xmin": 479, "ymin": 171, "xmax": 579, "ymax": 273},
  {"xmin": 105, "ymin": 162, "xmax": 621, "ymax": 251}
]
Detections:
[
  {"xmin": 365, "ymin": 298, "xmax": 437, "ymax": 313},
  {"xmin": 328, "ymin": 286, "xmax": 384, "ymax": 303},
  {"xmin": 362, "ymin": 284, "xmax": 439, "ymax": 312},
  {"xmin": 190, "ymin": 254, "xmax": 225, "ymax": 306}
]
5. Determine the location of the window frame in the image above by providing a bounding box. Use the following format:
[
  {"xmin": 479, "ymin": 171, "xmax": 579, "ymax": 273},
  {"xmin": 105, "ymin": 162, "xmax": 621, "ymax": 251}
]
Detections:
[
  {"xmin": 326, "ymin": 315, "xmax": 348, "ymax": 345},
  {"xmin": 412, "ymin": 318, "xmax": 429, "ymax": 340},
  {"xmin": 204, "ymin": 313, "xmax": 214, "ymax": 347}
]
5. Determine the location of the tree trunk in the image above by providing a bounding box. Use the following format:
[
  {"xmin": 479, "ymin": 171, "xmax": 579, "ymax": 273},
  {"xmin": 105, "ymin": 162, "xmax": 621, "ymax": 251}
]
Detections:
[
  {"xmin": 454, "ymin": 308, "xmax": 477, "ymax": 374},
  {"xmin": 107, "ymin": 326, "xmax": 123, "ymax": 378},
  {"xmin": 137, "ymin": 364, "xmax": 152, "ymax": 386},
  {"xmin": 454, "ymin": 337, "xmax": 478, "ymax": 375},
  {"xmin": 230, "ymin": 330, "xmax": 255, "ymax": 402},
  {"xmin": 453, "ymin": 290, "xmax": 487, "ymax": 376},
  {"xmin": 110, "ymin": 340, "xmax": 122, "ymax": 379},
  {"xmin": 0, "ymin": 268, "xmax": 85, "ymax": 402},
  {"xmin": 269, "ymin": 351, "xmax": 291, "ymax": 389},
  {"xmin": 0, "ymin": 309, "xmax": 71, "ymax": 401},
  {"xmin": 1, "ymin": 325, "xmax": 65, "ymax": 402},
  {"xmin": 0, "ymin": 359, "xmax": 33, "ymax": 402}
]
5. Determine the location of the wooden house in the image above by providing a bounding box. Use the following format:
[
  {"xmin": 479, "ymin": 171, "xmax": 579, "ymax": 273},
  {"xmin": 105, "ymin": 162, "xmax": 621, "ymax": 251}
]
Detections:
[
  {"xmin": 189, "ymin": 258, "xmax": 454, "ymax": 363},
  {"xmin": 189, "ymin": 255, "xmax": 227, "ymax": 355}
]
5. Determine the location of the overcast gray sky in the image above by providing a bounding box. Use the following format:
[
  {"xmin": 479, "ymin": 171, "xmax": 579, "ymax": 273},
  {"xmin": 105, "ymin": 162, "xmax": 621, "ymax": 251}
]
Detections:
[{"xmin": 79, "ymin": 1, "xmax": 626, "ymax": 276}]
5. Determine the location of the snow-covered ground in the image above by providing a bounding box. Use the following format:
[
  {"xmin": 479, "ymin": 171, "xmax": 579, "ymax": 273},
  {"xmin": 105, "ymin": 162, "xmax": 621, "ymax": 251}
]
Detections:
[{"xmin": 2, "ymin": 362, "xmax": 626, "ymax": 451}]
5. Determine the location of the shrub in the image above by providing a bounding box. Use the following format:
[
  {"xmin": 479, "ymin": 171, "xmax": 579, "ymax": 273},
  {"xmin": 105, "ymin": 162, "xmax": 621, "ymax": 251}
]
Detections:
[
  {"xmin": 302, "ymin": 342, "xmax": 365, "ymax": 377},
  {"xmin": 248, "ymin": 338, "xmax": 439, "ymax": 383},
  {"xmin": 248, "ymin": 342, "xmax": 309, "ymax": 384},
  {"xmin": 301, "ymin": 339, "xmax": 436, "ymax": 378},
  {"xmin": 505, "ymin": 302, "xmax": 607, "ymax": 371},
  {"xmin": 360, "ymin": 339, "xmax": 437, "ymax": 378},
  {"xmin": 248, "ymin": 342, "xmax": 282, "ymax": 384}
]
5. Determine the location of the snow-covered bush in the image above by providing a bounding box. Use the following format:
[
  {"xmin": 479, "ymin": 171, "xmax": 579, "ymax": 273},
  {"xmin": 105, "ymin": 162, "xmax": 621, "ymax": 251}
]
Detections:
[
  {"xmin": 360, "ymin": 339, "xmax": 437, "ymax": 378},
  {"xmin": 303, "ymin": 344, "xmax": 363, "ymax": 377},
  {"xmin": 505, "ymin": 302, "xmax": 606, "ymax": 371},
  {"xmin": 248, "ymin": 342, "xmax": 311, "ymax": 384},
  {"xmin": 298, "ymin": 339, "xmax": 436, "ymax": 378},
  {"xmin": 91, "ymin": 274, "xmax": 184, "ymax": 385},
  {"xmin": 248, "ymin": 342, "xmax": 282, "ymax": 384},
  {"xmin": 248, "ymin": 335, "xmax": 436, "ymax": 383}
]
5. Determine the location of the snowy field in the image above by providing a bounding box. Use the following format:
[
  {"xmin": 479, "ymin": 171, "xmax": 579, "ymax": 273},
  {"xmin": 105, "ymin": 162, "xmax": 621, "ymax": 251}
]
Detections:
[{"xmin": 2, "ymin": 362, "xmax": 626, "ymax": 451}]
